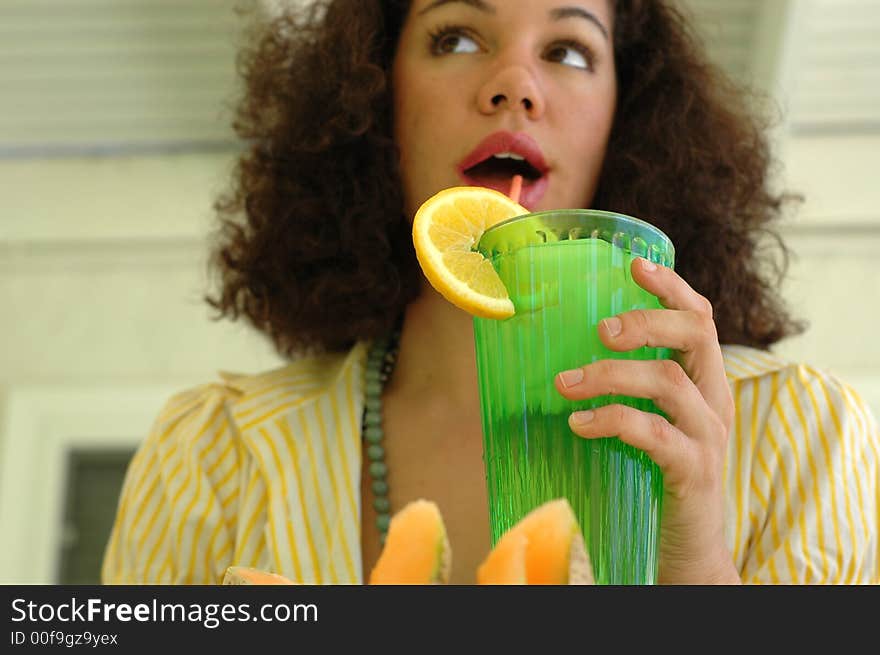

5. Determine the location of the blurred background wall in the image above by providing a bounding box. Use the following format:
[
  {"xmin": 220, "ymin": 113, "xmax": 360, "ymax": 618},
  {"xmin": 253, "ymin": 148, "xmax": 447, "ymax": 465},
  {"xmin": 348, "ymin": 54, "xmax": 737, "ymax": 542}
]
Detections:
[{"xmin": 0, "ymin": 0, "xmax": 877, "ymax": 583}]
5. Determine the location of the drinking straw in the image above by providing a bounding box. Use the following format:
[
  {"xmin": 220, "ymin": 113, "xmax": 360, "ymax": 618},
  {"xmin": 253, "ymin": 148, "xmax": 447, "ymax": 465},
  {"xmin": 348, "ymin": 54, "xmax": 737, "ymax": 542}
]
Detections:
[{"xmin": 508, "ymin": 174, "xmax": 523, "ymax": 204}]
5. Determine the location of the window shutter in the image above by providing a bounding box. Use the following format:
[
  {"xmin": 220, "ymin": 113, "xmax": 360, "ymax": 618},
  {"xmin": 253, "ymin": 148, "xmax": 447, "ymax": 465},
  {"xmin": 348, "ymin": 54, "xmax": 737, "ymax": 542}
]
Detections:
[{"xmin": 0, "ymin": 0, "xmax": 251, "ymax": 155}]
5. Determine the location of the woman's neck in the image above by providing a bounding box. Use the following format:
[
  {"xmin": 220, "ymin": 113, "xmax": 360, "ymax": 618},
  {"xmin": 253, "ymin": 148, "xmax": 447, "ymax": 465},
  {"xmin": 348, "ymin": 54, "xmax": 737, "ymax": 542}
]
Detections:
[{"xmin": 389, "ymin": 279, "xmax": 480, "ymax": 408}]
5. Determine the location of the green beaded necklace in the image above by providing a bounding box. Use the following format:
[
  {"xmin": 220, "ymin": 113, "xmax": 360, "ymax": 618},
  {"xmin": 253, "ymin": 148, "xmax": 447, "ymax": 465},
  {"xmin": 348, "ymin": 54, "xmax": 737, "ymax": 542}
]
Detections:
[{"xmin": 362, "ymin": 328, "xmax": 402, "ymax": 545}]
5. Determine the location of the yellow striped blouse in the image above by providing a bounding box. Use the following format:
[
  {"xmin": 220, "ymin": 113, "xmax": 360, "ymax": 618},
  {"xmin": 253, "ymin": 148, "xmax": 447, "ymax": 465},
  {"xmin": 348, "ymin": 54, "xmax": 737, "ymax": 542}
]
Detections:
[{"xmin": 101, "ymin": 343, "xmax": 880, "ymax": 585}]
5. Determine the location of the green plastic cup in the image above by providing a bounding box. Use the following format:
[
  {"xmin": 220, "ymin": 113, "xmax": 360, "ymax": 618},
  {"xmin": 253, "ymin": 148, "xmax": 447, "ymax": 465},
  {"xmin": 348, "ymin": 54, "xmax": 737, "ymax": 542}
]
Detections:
[{"xmin": 473, "ymin": 209, "xmax": 675, "ymax": 585}]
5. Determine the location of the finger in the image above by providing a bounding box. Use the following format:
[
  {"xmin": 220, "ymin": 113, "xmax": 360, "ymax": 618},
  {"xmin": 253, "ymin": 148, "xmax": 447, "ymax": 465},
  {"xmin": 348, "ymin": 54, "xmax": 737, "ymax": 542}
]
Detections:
[
  {"xmin": 597, "ymin": 307, "xmax": 716, "ymax": 355},
  {"xmin": 555, "ymin": 358, "xmax": 719, "ymax": 441},
  {"xmin": 597, "ymin": 288, "xmax": 734, "ymax": 428},
  {"xmin": 567, "ymin": 403, "xmax": 696, "ymax": 485},
  {"xmin": 629, "ymin": 256, "xmax": 713, "ymax": 315}
]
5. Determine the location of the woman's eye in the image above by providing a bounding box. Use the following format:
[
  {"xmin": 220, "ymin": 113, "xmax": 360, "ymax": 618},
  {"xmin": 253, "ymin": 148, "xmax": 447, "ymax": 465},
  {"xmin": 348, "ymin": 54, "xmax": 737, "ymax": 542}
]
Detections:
[
  {"xmin": 545, "ymin": 43, "xmax": 592, "ymax": 70},
  {"xmin": 431, "ymin": 30, "xmax": 480, "ymax": 55}
]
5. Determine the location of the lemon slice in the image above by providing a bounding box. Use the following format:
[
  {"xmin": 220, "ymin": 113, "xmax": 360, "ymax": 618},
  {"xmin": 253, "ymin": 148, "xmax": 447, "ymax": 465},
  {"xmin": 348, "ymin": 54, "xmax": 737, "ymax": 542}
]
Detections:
[{"xmin": 412, "ymin": 186, "xmax": 527, "ymax": 319}]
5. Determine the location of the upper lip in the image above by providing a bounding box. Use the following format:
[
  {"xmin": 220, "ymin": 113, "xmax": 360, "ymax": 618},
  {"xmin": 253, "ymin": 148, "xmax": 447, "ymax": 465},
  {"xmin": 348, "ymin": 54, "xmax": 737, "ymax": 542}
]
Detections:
[{"xmin": 457, "ymin": 131, "xmax": 549, "ymax": 177}]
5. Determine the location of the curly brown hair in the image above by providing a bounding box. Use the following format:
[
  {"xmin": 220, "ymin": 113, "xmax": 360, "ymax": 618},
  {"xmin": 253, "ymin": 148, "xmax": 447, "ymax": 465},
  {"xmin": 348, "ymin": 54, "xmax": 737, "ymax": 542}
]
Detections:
[{"xmin": 207, "ymin": 0, "xmax": 804, "ymax": 357}]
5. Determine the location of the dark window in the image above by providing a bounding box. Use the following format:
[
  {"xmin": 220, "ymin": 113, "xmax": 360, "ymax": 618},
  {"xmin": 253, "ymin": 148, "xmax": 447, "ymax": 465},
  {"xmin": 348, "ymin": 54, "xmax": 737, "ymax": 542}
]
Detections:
[{"xmin": 57, "ymin": 448, "xmax": 135, "ymax": 584}]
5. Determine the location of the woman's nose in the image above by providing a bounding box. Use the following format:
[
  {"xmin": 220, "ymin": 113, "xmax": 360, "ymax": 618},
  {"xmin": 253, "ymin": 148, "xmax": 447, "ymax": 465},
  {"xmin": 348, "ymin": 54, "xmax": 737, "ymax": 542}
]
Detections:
[{"xmin": 477, "ymin": 65, "xmax": 546, "ymax": 119}]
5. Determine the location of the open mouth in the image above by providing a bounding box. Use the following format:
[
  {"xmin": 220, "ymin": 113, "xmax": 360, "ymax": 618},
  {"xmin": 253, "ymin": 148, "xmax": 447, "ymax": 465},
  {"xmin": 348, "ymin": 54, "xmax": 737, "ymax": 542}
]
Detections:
[
  {"xmin": 462, "ymin": 153, "xmax": 543, "ymax": 186},
  {"xmin": 457, "ymin": 132, "xmax": 550, "ymax": 208}
]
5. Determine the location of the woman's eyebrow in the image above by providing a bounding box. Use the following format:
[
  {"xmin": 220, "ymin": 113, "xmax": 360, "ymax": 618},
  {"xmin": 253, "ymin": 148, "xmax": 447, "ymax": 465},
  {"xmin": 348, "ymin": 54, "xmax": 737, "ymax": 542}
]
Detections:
[
  {"xmin": 550, "ymin": 6, "xmax": 609, "ymax": 41},
  {"xmin": 416, "ymin": 2, "xmax": 607, "ymax": 42},
  {"xmin": 417, "ymin": 0, "xmax": 496, "ymax": 17}
]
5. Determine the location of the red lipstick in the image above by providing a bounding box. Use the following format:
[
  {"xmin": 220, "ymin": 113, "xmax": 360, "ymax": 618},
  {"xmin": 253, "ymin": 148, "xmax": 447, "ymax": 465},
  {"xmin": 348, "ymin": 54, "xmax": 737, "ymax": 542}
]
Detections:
[{"xmin": 457, "ymin": 131, "xmax": 549, "ymax": 210}]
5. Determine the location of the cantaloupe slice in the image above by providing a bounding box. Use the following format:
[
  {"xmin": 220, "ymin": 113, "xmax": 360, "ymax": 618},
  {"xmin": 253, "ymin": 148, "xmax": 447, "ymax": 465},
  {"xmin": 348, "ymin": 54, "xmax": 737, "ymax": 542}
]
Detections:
[
  {"xmin": 477, "ymin": 498, "xmax": 595, "ymax": 585},
  {"xmin": 474, "ymin": 531, "xmax": 529, "ymax": 584},
  {"xmin": 222, "ymin": 566, "xmax": 296, "ymax": 585},
  {"xmin": 368, "ymin": 499, "xmax": 451, "ymax": 584}
]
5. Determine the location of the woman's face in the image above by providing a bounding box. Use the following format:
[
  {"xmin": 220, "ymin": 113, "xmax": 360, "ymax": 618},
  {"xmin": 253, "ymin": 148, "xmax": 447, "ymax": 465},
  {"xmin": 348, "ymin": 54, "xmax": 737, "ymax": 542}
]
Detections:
[{"xmin": 392, "ymin": 0, "xmax": 617, "ymax": 217}]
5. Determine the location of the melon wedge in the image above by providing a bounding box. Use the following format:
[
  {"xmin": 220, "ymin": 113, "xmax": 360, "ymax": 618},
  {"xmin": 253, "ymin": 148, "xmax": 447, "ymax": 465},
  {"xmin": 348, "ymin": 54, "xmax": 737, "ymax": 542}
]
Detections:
[
  {"xmin": 475, "ymin": 531, "xmax": 529, "ymax": 584},
  {"xmin": 222, "ymin": 566, "xmax": 296, "ymax": 585},
  {"xmin": 477, "ymin": 498, "xmax": 595, "ymax": 585},
  {"xmin": 369, "ymin": 499, "xmax": 451, "ymax": 584}
]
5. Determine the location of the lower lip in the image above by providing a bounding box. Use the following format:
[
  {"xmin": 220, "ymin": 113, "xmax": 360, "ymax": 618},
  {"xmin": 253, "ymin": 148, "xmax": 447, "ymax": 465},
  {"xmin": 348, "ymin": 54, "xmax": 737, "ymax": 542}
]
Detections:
[{"xmin": 457, "ymin": 172, "xmax": 549, "ymax": 211}]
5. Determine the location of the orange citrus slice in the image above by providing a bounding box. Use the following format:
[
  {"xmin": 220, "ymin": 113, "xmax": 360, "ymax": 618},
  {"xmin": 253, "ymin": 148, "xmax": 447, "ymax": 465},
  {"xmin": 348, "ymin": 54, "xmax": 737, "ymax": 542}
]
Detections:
[{"xmin": 412, "ymin": 186, "xmax": 527, "ymax": 319}]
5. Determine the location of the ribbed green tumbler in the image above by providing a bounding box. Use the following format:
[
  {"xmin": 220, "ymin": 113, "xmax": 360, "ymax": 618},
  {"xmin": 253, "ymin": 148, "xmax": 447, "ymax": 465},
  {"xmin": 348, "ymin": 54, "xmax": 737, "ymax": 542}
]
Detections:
[{"xmin": 473, "ymin": 209, "xmax": 675, "ymax": 585}]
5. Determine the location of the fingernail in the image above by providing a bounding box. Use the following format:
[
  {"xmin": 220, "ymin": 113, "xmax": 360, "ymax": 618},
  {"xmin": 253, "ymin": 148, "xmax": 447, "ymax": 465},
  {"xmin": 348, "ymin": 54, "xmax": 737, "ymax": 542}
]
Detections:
[
  {"xmin": 570, "ymin": 410, "xmax": 594, "ymax": 427},
  {"xmin": 558, "ymin": 368, "xmax": 584, "ymax": 388},
  {"xmin": 602, "ymin": 316, "xmax": 622, "ymax": 337},
  {"xmin": 640, "ymin": 257, "xmax": 657, "ymax": 272}
]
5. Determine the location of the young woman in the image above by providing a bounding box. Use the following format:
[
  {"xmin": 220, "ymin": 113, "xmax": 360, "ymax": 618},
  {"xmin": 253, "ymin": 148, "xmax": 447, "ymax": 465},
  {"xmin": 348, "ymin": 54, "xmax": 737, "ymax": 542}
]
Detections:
[{"xmin": 102, "ymin": 0, "xmax": 879, "ymax": 585}]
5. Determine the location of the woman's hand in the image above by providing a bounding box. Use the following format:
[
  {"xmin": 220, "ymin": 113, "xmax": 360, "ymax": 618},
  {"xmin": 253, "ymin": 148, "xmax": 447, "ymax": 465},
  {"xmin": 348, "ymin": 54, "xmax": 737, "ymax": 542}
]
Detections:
[{"xmin": 554, "ymin": 257, "xmax": 741, "ymax": 584}]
